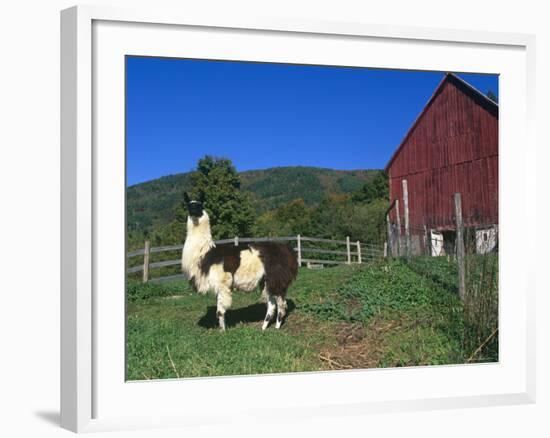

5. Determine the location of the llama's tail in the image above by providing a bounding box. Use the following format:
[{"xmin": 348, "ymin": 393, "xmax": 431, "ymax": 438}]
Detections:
[{"xmin": 287, "ymin": 244, "xmax": 299, "ymax": 281}]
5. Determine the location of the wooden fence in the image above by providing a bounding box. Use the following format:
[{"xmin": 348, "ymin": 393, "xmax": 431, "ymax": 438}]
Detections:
[{"xmin": 127, "ymin": 235, "xmax": 384, "ymax": 283}]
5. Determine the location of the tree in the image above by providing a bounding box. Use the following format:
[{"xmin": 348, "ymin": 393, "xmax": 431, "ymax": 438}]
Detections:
[
  {"xmin": 309, "ymin": 194, "xmax": 387, "ymax": 244},
  {"xmin": 344, "ymin": 199, "xmax": 388, "ymax": 244},
  {"xmin": 352, "ymin": 171, "xmax": 389, "ymax": 204},
  {"xmin": 176, "ymin": 155, "xmax": 254, "ymax": 239},
  {"xmin": 486, "ymin": 90, "xmax": 498, "ymax": 103},
  {"xmin": 149, "ymin": 220, "xmax": 185, "ymax": 247},
  {"xmin": 254, "ymin": 199, "xmax": 313, "ymax": 236},
  {"xmin": 309, "ymin": 194, "xmax": 349, "ymax": 239}
]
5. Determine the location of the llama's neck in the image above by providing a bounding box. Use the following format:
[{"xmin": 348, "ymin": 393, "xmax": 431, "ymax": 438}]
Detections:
[{"xmin": 182, "ymin": 212, "xmax": 215, "ymax": 274}]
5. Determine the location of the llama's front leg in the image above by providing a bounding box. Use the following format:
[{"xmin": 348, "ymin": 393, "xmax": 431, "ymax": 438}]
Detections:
[
  {"xmin": 275, "ymin": 296, "xmax": 287, "ymax": 329},
  {"xmin": 216, "ymin": 287, "xmax": 232, "ymax": 332},
  {"xmin": 262, "ymin": 294, "xmax": 277, "ymax": 331}
]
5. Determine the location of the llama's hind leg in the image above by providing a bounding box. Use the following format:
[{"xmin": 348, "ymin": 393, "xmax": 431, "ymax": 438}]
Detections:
[
  {"xmin": 275, "ymin": 295, "xmax": 287, "ymax": 329},
  {"xmin": 262, "ymin": 293, "xmax": 277, "ymax": 331}
]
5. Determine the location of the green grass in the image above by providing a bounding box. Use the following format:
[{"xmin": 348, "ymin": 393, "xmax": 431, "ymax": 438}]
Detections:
[
  {"xmin": 126, "ymin": 268, "xmax": 348, "ymax": 379},
  {"xmin": 126, "ymin": 257, "xmax": 498, "ymax": 380}
]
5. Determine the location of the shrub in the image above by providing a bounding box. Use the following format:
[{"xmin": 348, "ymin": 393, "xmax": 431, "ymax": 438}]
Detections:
[{"xmin": 301, "ymin": 260, "xmax": 458, "ymax": 322}]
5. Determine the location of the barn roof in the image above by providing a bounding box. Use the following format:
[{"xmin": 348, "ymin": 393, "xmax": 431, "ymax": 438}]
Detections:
[{"xmin": 384, "ymin": 73, "xmax": 499, "ymax": 172}]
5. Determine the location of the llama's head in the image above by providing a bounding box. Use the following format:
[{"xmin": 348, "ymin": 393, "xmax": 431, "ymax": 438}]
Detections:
[{"xmin": 183, "ymin": 192, "xmax": 205, "ymax": 219}]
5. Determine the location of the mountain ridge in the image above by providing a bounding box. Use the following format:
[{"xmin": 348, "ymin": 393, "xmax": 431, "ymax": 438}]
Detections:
[{"xmin": 127, "ymin": 166, "xmax": 381, "ymax": 235}]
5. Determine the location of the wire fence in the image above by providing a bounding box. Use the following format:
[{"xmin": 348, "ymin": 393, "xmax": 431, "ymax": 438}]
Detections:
[{"xmin": 386, "ymin": 190, "xmax": 499, "ymax": 363}]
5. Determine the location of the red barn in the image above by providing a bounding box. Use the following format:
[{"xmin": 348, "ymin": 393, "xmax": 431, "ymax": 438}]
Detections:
[{"xmin": 385, "ymin": 73, "xmax": 498, "ymax": 255}]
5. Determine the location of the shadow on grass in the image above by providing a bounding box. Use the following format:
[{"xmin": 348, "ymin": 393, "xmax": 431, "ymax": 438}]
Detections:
[{"xmin": 198, "ymin": 299, "xmax": 296, "ymax": 329}]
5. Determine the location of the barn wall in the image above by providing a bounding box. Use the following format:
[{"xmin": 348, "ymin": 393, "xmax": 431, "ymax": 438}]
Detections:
[{"xmin": 388, "ymin": 77, "xmax": 498, "ymax": 231}]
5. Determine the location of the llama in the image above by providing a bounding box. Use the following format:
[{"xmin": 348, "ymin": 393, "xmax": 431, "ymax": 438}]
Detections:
[{"xmin": 181, "ymin": 192, "xmax": 298, "ymax": 331}]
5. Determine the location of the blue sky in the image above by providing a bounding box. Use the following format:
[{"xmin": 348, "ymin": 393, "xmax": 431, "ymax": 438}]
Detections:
[{"xmin": 126, "ymin": 56, "xmax": 498, "ymax": 186}]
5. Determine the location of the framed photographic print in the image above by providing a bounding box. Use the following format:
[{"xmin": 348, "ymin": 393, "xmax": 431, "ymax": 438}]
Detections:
[{"xmin": 61, "ymin": 4, "xmax": 536, "ymax": 433}]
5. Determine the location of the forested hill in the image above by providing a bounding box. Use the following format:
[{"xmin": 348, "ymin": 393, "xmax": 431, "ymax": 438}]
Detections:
[{"xmin": 127, "ymin": 166, "xmax": 380, "ymax": 235}]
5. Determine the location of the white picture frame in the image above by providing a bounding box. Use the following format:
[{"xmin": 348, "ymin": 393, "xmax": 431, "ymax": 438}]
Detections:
[{"xmin": 60, "ymin": 4, "xmax": 536, "ymax": 433}]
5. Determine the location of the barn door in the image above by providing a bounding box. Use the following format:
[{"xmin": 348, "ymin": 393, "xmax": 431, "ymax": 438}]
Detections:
[{"xmin": 475, "ymin": 226, "xmax": 497, "ymax": 254}]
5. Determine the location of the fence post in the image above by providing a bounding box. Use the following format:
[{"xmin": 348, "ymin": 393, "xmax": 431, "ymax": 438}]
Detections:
[
  {"xmin": 423, "ymin": 224, "xmax": 428, "ymax": 256},
  {"xmin": 356, "ymin": 241, "xmax": 362, "ymax": 264},
  {"xmin": 142, "ymin": 240, "xmax": 150, "ymax": 283},
  {"xmin": 454, "ymin": 193, "xmax": 466, "ymax": 300},
  {"xmin": 383, "ymin": 242, "xmax": 388, "ymax": 258},
  {"xmin": 297, "ymin": 234, "xmax": 302, "ymax": 267},
  {"xmin": 386, "ymin": 213, "xmax": 393, "ymax": 258},
  {"xmin": 234, "ymin": 236, "xmax": 239, "ymax": 246},
  {"xmin": 346, "ymin": 236, "xmax": 351, "ymax": 264},
  {"xmin": 395, "ymin": 199, "xmax": 401, "ymax": 257},
  {"xmin": 402, "ymin": 179, "xmax": 411, "ymax": 259}
]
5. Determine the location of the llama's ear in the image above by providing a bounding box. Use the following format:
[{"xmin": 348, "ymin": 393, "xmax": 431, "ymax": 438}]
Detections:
[{"xmin": 183, "ymin": 192, "xmax": 190, "ymax": 204}]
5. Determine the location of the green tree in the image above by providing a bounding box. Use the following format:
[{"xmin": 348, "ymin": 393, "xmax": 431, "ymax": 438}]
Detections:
[
  {"xmin": 252, "ymin": 210, "xmax": 278, "ymax": 237},
  {"xmin": 178, "ymin": 155, "xmax": 254, "ymax": 239},
  {"xmin": 310, "ymin": 195, "xmax": 387, "ymax": 244},
  {"xmin": 310, "ymin": 194, "xmax": 349, "ymax": 240},
  {"xmin": 149, "ymin": 220, "xmax": 185, "ymax": 247},
  {"xmin": 352, "ymin": 171, "xmax": 389, "ymax": 204},
  {"xmin": 344, "ymin": 198, "xmax": 388, "ymax": 244},
  {"xmin": 254, "ymin": 199, "xmax": 313, "ymax": 236}
]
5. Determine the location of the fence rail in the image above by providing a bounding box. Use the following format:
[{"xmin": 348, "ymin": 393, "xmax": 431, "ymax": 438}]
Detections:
[{"xmin": 127, "ymin": 235, "xmax": 384, "ymax": 283}]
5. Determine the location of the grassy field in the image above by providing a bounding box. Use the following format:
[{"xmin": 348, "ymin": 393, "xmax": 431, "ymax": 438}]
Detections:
[{"xmin": 126, "ymin": 257, "xmax": 497, "ymax": 380}]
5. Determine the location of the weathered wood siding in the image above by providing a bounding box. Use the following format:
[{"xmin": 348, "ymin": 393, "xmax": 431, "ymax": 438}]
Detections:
[{"xmin": 386, "ymin": 74, "xmax": 498, "ymax": 231}]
